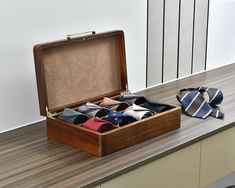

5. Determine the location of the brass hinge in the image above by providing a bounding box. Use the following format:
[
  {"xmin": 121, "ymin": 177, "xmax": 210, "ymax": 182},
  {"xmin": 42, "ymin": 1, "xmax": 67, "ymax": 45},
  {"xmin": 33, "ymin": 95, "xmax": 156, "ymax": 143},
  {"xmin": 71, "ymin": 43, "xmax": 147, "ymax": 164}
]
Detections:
[
  {"xmin": 125, "ymin": 84, "xmax": 131, "ymax": 93},
  {"xmin": 125, "ymin": 88, "xmax": 131, "ymax": 94},
  {"xmin": 121, "ymin": 84, "xmax": 131, "ymax": 95},
  {"xmin": 46, "ymin": 107, "xmax": 57, "ymax": 119}
]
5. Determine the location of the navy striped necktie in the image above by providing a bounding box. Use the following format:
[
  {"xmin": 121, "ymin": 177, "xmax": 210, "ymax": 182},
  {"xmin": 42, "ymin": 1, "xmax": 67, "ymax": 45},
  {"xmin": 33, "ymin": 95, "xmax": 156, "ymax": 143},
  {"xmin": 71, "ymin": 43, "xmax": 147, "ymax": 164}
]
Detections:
[{"xmin": 176, "ymin": 87, "xmax": 224, "ymax": 119}]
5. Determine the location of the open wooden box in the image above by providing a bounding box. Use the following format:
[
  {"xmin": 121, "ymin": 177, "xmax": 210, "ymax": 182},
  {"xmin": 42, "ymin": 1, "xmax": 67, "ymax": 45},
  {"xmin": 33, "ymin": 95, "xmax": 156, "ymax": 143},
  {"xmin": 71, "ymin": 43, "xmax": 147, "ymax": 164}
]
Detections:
[{"xmin": 34, "ymin": 30, "xmax": 181, "ymax": 156}]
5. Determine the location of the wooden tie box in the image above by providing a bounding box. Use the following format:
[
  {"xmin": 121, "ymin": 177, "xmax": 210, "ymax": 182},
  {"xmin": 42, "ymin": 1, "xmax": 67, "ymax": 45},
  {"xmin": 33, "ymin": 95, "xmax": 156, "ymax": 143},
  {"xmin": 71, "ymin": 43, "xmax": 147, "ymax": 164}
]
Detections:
[{"xmin": 34, "ymin": 30, "xmax": 181, "ymax": 156}]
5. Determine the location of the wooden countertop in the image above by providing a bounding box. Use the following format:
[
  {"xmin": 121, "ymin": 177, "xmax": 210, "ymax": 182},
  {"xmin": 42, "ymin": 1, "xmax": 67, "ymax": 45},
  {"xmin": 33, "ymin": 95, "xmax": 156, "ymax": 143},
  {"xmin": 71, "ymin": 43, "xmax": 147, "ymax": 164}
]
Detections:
[{"xmin": 0, "ymin": 63, "xmax": 235, "ymax": 188}]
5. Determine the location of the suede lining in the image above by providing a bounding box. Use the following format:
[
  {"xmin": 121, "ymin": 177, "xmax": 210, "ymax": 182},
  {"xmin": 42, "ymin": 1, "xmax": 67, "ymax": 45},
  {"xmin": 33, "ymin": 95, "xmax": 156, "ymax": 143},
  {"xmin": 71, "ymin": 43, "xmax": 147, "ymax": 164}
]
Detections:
[{"xmin": 43, "ymin": 37, "xmax": 122, "ymax": 111}]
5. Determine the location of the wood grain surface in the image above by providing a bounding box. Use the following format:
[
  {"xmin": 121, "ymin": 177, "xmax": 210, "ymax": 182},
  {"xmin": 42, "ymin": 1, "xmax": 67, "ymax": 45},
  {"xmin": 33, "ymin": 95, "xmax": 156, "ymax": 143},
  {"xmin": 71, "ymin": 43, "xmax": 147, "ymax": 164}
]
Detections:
[{"xmin": 0, "ymin": 63, "xmax": 235, "ymax": 188}]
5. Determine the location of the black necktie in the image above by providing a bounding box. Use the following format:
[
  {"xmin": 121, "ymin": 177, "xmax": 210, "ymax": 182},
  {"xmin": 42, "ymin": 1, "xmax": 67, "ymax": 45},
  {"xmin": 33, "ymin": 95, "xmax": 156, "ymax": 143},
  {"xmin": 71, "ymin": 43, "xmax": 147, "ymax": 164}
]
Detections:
[{"xmin": 142, "ymin": 100, "xmax": 172, "ymax": 113}]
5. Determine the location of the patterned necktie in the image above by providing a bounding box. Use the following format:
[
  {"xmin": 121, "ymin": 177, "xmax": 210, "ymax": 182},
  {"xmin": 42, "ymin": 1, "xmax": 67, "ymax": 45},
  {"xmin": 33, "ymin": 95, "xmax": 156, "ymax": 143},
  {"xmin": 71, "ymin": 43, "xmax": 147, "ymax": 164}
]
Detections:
[
  {"xmin": 104, "ymin": 110, "xmax": 136, "ymax": 126},
  {"xmin": 176, "ymin": 87, "xmax": 224, "ymax": 119},
  {"xmin": 77, "ymin": 102, "xmax": 109, "ymax": 118},
  {"xmin": 99, "ymin": 97, "xmax": 129, "ymax": 111},
  {"xmin": 197, "ymin": 87, "xmax": 223, "ymax": 107},
  {"xmin": 116, "ymin": 93, "xmax": 147, "ymax": 105}
]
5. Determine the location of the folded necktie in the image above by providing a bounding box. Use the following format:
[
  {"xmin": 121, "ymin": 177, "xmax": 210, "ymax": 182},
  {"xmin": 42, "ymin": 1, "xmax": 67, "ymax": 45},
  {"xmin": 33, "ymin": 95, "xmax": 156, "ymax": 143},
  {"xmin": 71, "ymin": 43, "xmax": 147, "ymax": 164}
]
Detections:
[
  {"xmin": 58, "ymin": 108, "xmax": 89, "ymax": 125},
  {"xmin": 104, "ymin": 110, "xmax": 137, "ymax": 126},
  {"xmin": 77, "ymin": 102, "xmax": 109, "ymax": 118},
  {"xmin": 83, "ymin": 117, "xmax": 115, "ymax": 133},
  {"xmin": 99, "ymin": 97, "xmax": 129, "ymax": 111},
  {"xmin": 197, "ymin": 86, "xmax": 223, "ymax": 107},
  {"xmin": 124, "ymin": 104, "xmax": 155, "ymax": 120},
  {"xmin": 116, "ymin": 93, "xmax": 147, "ymax": 105},
  {"xmin": 176, "ymin": 87, "xmax": 224, "ymax": 119},
  {"xmin": 142, "ymin": 100, "xmax": 172, "ymax": 113}
]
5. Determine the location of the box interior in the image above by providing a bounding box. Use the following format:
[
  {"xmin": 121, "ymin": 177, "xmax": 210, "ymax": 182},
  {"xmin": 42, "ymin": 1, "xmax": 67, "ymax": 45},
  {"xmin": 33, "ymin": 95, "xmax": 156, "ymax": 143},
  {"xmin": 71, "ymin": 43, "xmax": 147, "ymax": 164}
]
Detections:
[{"xmin": 54, "ymin": 94, "xmax": 176, "ymax": 134}]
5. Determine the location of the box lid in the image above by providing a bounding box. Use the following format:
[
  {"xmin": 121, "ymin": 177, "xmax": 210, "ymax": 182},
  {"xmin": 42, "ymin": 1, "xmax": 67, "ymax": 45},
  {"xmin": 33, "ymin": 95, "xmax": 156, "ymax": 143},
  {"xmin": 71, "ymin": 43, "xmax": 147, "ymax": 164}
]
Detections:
[{"xmin": 34, "ymin": 30, "xmax": 128, "ymax": 116}]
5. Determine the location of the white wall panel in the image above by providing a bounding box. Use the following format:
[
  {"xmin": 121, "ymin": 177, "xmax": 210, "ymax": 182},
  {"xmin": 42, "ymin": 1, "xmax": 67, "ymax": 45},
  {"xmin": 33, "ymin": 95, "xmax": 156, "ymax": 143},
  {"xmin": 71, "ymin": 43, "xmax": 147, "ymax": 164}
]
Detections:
[
  {"xmin": 147, "ymin": 0, "xmax": 210, "ymax": 85},
  {"xmin": 163, "ymin": 0, "xmax": 180, "ymax": 82},
  {"xmin": 147, "ymin": 0, "xmax": 164, "ymax": 87},
  {"xmin": 192, "ymin": 0, "xmax": 209, "ymax": 73},
  {"xmin": 207, "ymin": 0, "xmax": 235, "ymax": 70},
  {"xmin": 0, "ymin": 0, "xmax": 147, "ymax": 133},
  {"xmin": 178, "ymin": 0, "xmax": 194, "ymax": 77}
]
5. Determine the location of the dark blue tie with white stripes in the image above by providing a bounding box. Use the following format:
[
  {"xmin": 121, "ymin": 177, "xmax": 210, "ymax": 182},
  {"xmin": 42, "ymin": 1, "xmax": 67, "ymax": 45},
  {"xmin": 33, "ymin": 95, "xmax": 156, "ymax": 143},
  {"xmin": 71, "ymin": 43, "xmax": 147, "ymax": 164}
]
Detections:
[{"xmin": 176, "ymin": 87, "xmax": 224, "ymax": 119}]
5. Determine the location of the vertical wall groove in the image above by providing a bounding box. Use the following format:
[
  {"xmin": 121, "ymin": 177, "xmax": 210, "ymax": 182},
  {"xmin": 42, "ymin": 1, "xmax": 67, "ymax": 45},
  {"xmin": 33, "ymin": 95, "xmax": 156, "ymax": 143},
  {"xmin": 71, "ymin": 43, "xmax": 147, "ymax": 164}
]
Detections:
[
  {"xmin": 147, "ymin": 0, "xmax": 209, "ymax": 86},
  {"xmin": 178, "ymin": 0, "xmax": 195, "ymax": 77},
  {"xmin": 177, "ymin": 0, "xmax": 181, "ymax": 78},
  {"xmin": 191, "ymin": 0, "xmax": 196, "ymax": 74},
  {"xmin": 204, "ymin": 0, "xmax": 210, "ymax": 70},
  {"xmin": 146, "ymin": 0, "xmax": 149, "ymax": 88},
  {"xmin": 161, "ymin": 0, "xmax": 165, "ymax": 83}
]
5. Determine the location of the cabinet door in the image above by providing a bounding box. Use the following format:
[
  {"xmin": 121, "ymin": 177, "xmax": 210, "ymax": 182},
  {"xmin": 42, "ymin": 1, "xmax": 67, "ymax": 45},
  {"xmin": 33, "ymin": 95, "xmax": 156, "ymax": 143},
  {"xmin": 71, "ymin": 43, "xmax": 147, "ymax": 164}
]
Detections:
[
  {"xmin": 200, "ymin": 126, "xmax": 235, "ymax": 188},
  {"xmin": 101, "ymin": 143, "xmax": 200, "ymax": 188}
]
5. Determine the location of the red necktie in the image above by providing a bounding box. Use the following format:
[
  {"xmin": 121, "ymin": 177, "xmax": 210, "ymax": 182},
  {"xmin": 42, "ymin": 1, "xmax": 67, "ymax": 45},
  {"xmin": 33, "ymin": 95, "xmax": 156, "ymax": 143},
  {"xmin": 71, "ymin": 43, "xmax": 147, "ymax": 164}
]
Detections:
[{"xmin": 83, "ymin": 117, "xmax": 115, "ymax": 133}]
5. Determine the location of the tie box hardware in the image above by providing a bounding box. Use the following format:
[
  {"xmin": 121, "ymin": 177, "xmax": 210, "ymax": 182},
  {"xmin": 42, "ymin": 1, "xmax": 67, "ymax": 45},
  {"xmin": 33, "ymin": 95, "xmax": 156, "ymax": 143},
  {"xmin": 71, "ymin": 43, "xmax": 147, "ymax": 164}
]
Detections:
[{"xmin": 33, "ymin": 30, "xmax": 181, "ymax": 156}]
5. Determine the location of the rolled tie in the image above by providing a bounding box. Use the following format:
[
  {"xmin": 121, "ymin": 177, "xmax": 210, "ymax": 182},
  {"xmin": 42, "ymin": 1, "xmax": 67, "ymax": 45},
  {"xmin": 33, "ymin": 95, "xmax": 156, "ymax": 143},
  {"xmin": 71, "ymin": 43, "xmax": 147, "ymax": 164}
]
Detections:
[
  {"xmin": 176, "ymin": 87, "xmax": 224, "ymax": 119},
  {"xmin": 104, "ymin": 110, "xmax": 137, "ymax": 126},
  {"xmin": 58, "ymin": 108, "xmax": 89, "ymax": 125},
  {"xmin": 142, "ymin": 100, "xmax": 173, "ymax": 113},
  {"xmin": 77, "ymin": 102, "xmax": 109, "ymax": 118},
  {"xmin": 124, "ymin": 104, "xmax": 155, "ymax": 120},
  {"xmin": 83, "ymin": 117, "xmax": 115, "ymax": 133},
  {"xmin": 116, "ymin": 93, "xmax": 147, "ymax": 105},
  {"xmin": 99, "ymin": 97, "xmax": 129, "ymax": 111}
]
